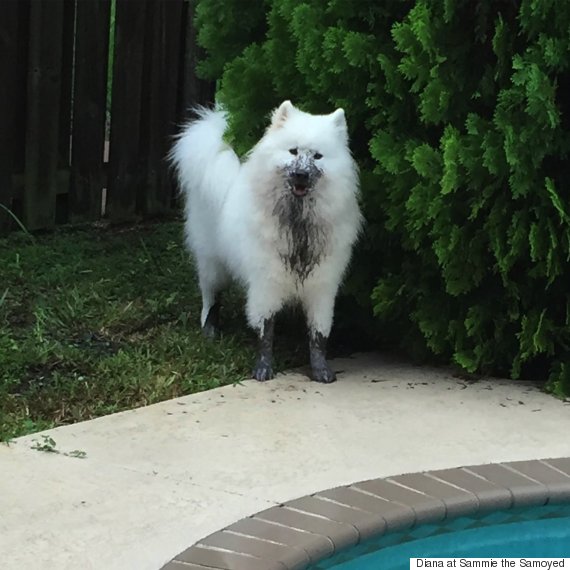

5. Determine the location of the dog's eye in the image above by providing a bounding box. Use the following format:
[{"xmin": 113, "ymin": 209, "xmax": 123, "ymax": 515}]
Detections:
[
  {"xmin": 314, "ymin": 152, "xmax": 323, "ymax": 160},
  {"xmin": 289, "ymin": 148, "xmax": 298, "ymax": 156}
]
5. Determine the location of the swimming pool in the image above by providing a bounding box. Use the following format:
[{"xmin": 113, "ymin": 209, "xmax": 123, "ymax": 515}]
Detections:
[
  {"xmin": 309, "ymin": 504, "xmax": 570, "ymax": 569},
  {"xmin": 160, "ymin": 459, "xmax": 570, "ymax": 570}
]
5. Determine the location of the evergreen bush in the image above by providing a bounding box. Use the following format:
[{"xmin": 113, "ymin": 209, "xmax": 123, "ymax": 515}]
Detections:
[{"xmin": 194, "ymin": 0, "xmax": 570, "ymax": 395}]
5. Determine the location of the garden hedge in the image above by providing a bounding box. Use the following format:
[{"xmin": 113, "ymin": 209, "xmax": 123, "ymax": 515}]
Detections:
[{"xmin": 194, "ymin": 0, "xmax": 570, "ymax": 395}]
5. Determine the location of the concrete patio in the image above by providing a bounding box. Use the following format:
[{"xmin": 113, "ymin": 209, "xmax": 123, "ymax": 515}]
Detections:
[{"xmin": 1, "ymin": 353, "xmax": 569, "ymax": 570}]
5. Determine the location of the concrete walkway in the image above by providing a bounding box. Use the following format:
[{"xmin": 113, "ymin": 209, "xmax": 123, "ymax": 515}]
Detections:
[{"xmin": 1, "ymin": 353, "xmax": 569, "ymax": 570}]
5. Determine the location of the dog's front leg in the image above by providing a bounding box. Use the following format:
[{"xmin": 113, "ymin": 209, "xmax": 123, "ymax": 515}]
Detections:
[
  {"xmin": 303, "ymin": 286, "xmax": 337, "ymax": 383},
  {"xmin": 309, "ymin": 329, "xmax": 336, "ymax": 384},
  {"xmin": 252, "ymin": 316, "xmax": 275, "ymax": 381},
  {"xmin": 247, "ymin": 282, "xmax": 285, "ymax": 382}
]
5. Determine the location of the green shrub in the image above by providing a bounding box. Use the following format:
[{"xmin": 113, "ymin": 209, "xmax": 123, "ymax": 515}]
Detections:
[{"xmin": 195, "ymin": 0, "xmax": 570, "ymax": 395}]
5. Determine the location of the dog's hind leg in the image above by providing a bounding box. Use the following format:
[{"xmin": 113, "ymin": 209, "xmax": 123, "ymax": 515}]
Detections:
[
  {"xmin": 197, "ymin": 259, "xmax": 227, "ymax": 339},
  {"xmin": 302, "ymin": 285, "xmax": 337, "ymax": 383}
]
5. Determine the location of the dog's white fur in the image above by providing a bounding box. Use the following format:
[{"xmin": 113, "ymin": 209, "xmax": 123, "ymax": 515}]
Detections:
[{"xmin": 170, "ymin": 100, "xmax": 362, "ymax": 341}]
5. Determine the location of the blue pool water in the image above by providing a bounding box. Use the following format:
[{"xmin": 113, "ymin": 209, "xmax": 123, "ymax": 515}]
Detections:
[{"xmin": 309, "ymin": 504, "xmax": 570, "ymax": 569}]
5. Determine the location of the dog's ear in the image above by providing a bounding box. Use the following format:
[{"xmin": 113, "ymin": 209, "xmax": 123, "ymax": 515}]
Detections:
[
  {"xmin": 331, "ymin": 108, "xmax": 346, "ymax": 129},
  {"xmin": 270, "ymin": 100, "xmax": 294, "ymax": 129}
]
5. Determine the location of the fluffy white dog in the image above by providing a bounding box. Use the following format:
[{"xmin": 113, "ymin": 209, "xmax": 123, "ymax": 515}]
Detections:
[{"xmin": 170, "ymin": 101, "xmax": 362, "ymax": 383}]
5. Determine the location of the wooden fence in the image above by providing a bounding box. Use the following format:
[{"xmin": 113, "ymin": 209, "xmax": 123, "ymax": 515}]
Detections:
[{"xmin": 0, "ymin": 0, "xmax": 214, "ymax": 234}]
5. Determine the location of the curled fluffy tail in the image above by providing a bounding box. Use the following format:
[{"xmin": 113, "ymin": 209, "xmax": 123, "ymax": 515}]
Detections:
[{"xmin": 169, "ymin": 107, "xmax": 240, "ymax": 212}]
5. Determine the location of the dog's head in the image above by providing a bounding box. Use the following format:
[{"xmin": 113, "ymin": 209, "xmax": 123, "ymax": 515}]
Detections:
[{"xmin": 259, "ymin": 101, "xmax": 351, "ymax": 200}]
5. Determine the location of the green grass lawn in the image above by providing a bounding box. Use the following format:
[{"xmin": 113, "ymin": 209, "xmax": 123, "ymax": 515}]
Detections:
[{"xmin": 0, "ymin": 221, "xmax": 310, "ymax": 441}]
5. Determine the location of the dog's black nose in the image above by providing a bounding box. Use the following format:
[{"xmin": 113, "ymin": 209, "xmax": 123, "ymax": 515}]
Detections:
[{"xmin": 292, "ymin": 171, "xmax": 309, "ymax": 184}]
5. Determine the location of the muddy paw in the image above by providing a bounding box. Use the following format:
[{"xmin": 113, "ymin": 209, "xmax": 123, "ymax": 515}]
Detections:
[
  {"xmin": 252, "ymin": 362, "xmax": 274, "ymax": 382},
  {"xmin": 201, "ymin": 322, "xmax": 219, "ymax": 339},
  {"xmin": 312, "ymin": 364, "xmax": 336, "ymax": 384},
  {"xmin": 202, "ymin": 304, "xmax": 220, "ymax": 339}
]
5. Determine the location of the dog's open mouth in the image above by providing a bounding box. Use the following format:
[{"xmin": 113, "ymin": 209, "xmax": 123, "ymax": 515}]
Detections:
[{"xmin": 291, "ymin": 183, "xmax": 309, "ymax": 197}]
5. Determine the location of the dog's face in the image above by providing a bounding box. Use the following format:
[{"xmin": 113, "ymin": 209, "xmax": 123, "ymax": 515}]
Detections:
[
  {"xmin": 260, "ymin": 101, "xmax": 350, "ymax": 200},
  {"xmin": 281, "ymin": 147, "xmax": 323, "ymax": 198}
]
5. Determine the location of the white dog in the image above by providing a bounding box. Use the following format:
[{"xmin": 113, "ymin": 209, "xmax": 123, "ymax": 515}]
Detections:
[{"xmin": 170, "ymin": 101, "xmax": 362, "ymax": 382}]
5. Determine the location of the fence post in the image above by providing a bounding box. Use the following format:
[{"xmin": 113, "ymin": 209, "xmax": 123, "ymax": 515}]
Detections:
[
  {"xmin": 138, "ymin": 0, "xmax": 184, "ymax": 217},
  {"xmin": 54, "ymin": 0, "xmax": 76, "ymax": 224},
  {"xmin": 106, "ymin": 0, "xmax": 147, "ymax": 223},
  {"xmin": 23, "ymin": 0, "xmax": 65, "ymax": 231},
  {"xmin": 0, "ymin": 0, "xmax": 22, "ymax": 233},
  {"xmin": 70, "ymin": 0, "xmax": 111, "ymax": 223}
]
